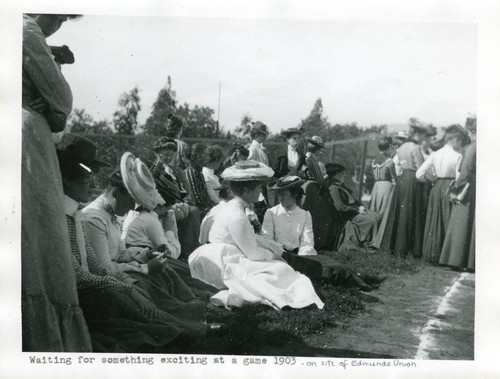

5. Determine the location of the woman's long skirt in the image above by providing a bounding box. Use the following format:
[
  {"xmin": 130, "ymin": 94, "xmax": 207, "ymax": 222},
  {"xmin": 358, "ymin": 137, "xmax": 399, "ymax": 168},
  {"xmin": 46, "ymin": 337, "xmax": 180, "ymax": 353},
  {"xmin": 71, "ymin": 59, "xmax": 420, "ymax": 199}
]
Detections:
[
  {"xmin": 380, "ymin": 169, "xmax": 426, "ymax": 258},
  {"xmin": 422, "ymin": 178, "xmax": 454, "ymax": 263},
  {"xmin": 368, "ymin": 180, "xmax": 393, "ymax": 238},
  {"xmin": 22, "ymin": 109, "xmax": 92, "ymax": 351},
  {"xmin": 439, "ymin": 191, "xmax": 475, "ymax": 270},
  {"xmin": 302, "ymin": 181, "xmax": 344, "ymax": 251}
]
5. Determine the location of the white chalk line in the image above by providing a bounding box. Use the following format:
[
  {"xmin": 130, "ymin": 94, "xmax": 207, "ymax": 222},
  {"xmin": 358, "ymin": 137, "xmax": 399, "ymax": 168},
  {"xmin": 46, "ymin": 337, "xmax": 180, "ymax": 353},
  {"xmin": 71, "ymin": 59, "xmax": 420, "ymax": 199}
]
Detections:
[{"xmin": 414, "ymin": 272, "xmax": 471, "ymax": 360}]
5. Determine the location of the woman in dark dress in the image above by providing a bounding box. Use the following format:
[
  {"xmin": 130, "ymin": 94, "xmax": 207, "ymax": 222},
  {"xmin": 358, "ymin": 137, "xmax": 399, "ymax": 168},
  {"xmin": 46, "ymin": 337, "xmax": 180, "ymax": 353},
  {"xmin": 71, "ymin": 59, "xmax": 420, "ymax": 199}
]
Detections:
[
  {"xmin": 439, "ymin": 120, "xmax": 476, "ymax": 271},
  {"xmin": 301, "ymin": 136, "xmax": 343, "ymax": 251},
  {"xmin": 380, "ymin": 125, "xmax": 427, "ymax": 258}
]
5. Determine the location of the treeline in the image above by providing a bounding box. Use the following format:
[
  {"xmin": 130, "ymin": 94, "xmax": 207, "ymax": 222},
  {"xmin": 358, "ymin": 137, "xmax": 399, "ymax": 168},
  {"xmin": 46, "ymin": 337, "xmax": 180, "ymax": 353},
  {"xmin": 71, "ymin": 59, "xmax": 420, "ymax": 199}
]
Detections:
[{"xmin": 67, "ymin": 76, "xmax": 388, "ymax": 141}]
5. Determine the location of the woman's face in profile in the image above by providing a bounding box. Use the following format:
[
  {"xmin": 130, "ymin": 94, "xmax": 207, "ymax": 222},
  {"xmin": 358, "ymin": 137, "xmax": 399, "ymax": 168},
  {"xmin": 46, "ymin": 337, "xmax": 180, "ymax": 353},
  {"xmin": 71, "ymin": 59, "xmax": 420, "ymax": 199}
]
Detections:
[
  {"xmin": 244, "ymin": 184, "xmax": 262, "ymax": 204},
  {"xmin": 277, "ymin": 190, "xmax": 296, "ymax": 209}
]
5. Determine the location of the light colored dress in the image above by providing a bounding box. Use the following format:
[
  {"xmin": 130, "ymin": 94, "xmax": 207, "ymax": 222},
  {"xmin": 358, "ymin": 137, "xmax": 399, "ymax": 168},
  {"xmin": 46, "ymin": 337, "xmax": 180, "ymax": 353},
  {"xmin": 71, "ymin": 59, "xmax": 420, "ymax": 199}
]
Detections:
[
  {"xmin": 189, "ymin": 197, "xmax": 324, "ymax": 310},
  {"xmin": 202, "ymin": 167, "xmax": 221, "ymax": 204},
  {"xmin": 262, "ymin": 204, "xmax": 316, "ymax": 256}
]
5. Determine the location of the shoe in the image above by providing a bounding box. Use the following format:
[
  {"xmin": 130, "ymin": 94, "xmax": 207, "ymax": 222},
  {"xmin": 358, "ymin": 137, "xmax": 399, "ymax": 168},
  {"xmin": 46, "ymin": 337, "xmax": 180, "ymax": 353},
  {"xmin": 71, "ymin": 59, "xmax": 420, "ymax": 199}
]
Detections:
[{"xmin": 362, "ymin": 274, "xmax": 388, "ymax": 285}]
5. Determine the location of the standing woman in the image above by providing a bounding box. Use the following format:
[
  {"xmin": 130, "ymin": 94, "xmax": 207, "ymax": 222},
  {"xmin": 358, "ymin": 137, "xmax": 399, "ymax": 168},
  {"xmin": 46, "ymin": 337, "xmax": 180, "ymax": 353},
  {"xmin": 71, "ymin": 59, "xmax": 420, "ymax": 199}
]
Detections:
[
  {"xmin": 272, "ymin": 128, "xmax": 306, "ymax": 179},
  {"xmin": 21, "ymin": 14, "xmax": 91, "ymax": 351},
  {"xmin": 439, "ymin": 120, "xmax": 476, "ymax": 271},
  {"xmin": 417, "ymin": 125, "xmax": 468, "ymax": 264},
  {"xmin": 380, "ymin": 124, "xmax": 427, "ymax": 258},
  {"xmin": 302, "ymin": 136, "xmax": 343, "ymax": 251},
  {"xmin": 369, "ymin": 136, "xmax": 397, "ymax": 239}
]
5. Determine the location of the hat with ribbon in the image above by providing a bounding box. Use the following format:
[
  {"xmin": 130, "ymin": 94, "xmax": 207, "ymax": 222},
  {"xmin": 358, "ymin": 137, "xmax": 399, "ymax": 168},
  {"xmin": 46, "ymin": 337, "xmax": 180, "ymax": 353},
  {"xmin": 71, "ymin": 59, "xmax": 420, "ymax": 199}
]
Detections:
[
  {"xmin": 120, "ymin": 152, "xmax": 165, "ymax": 210},
  {"xmin": 306, "ymin": 135, "xmax": 326, "ymax": 149},
  {"xmin": 221, "ymin": 160, "xmax": 274, "ymax": 182},
  {"xmin": 281, "ymin": 127, "xmax": 303, "ymax": 138},
  {"xmin": 268, "ymin": 175, "xmax": 305, "ymax": 191},
  {"xmin": 153, "ymin": 137, "xmax": 178, "ymax": 153},
  {"xmin": 250, "ymin": 121, "xmax": 270, "ymax": 136},
  {"xmin": 56, "ymin": 133, "xmax": 111, "ymax": 171}
]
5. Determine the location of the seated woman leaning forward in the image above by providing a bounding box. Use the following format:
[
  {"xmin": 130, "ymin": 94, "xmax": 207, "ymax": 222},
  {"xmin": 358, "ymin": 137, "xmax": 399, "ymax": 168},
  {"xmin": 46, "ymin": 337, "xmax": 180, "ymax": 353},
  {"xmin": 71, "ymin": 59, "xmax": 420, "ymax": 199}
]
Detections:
[
  {"xmin": 188, "ymin": 161, "xmax": 324, "ymax": 310},
  {"xmin": 262, "ymin": 176, "xmax": 387, "ymax": 292}
]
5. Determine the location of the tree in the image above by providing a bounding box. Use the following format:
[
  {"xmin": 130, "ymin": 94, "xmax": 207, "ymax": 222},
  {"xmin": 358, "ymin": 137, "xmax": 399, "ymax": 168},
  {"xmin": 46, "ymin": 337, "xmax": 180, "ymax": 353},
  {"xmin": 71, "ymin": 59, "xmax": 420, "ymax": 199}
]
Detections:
[
  {"xmin": 298, "ymin": 98, "xmax": 332, "ymax": 139},
  {"xmin": 113, "ymin": 86, "xmax": 141, "ymax": 135},
  {"xmin": 233, "ymin": 113, "xmax": 253, "ymax": 139},
  {"xmin": 143, "ymin": 77, "xmax": 177, "ymax": 136},
  {"xmin": 68, "ymin": 108, "xmax": 114, "ymax": 135},
  {"xmin": 177, "ymin": 103, "xmax": 220, "ymax": 138}
]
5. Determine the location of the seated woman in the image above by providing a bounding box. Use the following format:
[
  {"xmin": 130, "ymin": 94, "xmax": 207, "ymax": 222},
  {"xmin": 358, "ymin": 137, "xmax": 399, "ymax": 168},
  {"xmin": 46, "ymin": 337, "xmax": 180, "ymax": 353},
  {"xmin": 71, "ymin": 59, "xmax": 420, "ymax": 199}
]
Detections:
[
  {"xmin": 150, "ymin": 137, "xmax": 201, "ymax": 260},
  {"xmin": 202, "ymin": 145, "xmax": 225, "ymax": 205},
  {"xmin": 326, "ymin": 163, "xmax": 381, "ymax": 254},
  {"xmin": 188, "ymin": 161, "xmax": 324, "ymax": 310},
  {"xmin": 83, "ymin": 153, "xmax": 217, "ymax": 303},
  {"xmin": 262, "ymin": 176, "xmax": 387, "ymax": 292},
  {"xmin": 57, "ymin": 135, "xmax": 210, "ymax": 352},
  {"xmin": 301, "ymin": 136, "xmax": 344, "ymax": 250}
]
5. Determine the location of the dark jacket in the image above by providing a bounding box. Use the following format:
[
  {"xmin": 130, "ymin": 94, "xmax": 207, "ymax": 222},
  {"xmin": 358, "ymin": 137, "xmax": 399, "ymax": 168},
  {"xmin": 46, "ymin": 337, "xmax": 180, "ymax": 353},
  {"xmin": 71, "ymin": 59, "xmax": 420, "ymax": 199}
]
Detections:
[
  {"xmin": 272, "ymin": 149, "xmax": 306, "ymax": 178},
  {"xmin": 328, "ymin": 179, "xmax": 362, "ymax": 221}
]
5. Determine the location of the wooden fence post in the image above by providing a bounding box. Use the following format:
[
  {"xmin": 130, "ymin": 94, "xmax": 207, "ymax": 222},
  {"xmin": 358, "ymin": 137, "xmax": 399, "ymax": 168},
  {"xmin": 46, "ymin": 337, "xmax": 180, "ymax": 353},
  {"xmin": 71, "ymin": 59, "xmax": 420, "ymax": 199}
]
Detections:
[{"xmin": 358, "ymin": 140, "xmax": 368, "ymax": 199}]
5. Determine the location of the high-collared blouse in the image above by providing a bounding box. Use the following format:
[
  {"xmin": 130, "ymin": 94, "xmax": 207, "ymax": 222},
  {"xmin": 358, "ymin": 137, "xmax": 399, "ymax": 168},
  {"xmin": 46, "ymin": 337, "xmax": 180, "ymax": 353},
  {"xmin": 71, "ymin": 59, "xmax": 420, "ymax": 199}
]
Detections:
[
  {"xmin": 372, "ymin": 157, "xmax": 397, "ymax": 182},
  {"xmin": 83, "ymin": 195, "xmax": 145, "ymax": 274},
  {"xmin": 202, "ymin": 167, "xmax": 221, "ymax": 204},
  {"xmin": 287, "ymin": 146, "xmax": 300, "ymax": 171},
  {"xmin": 248, "ymin": 140, "xmax": 269, "ymax": 166},
  {"xmin": 416, "ymin": 143, "xmax": 463, "ymax": 181},
  {"xmin": 65, "ymin": 196, "xmax": 134, "ymax": 294},
  {"xmin": 262, "ymin": 204, "xmax": 316, "ymax": 256}
]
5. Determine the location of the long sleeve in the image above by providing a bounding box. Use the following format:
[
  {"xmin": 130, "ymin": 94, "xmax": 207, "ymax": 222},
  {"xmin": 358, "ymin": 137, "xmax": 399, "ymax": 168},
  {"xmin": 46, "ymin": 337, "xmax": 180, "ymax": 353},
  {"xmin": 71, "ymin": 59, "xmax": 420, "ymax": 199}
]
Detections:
[
  {"xmin": 329, "ymin": 185, "xmax": 358, "ymax": 214},
  {"xmin": 162, "ymin": 210, "xmax": 181, "ymax": 259},
  {"xmin": 298, "ymin": 211, "xmax": 316, "ymax": 256},
  {"xmin": 393, "ymin": 154, "xmax": 402, "ymax": 177},
  {"xmin": 262, "ymin": 210, "xmax": 275, "ymax": 241},
  {"xmin": 227, "ymin": 213, "xmax": 274, "ymax": 261},
  {"xmin": 204, "ymin": 175, "xmax": 221, "ymax": 204},
  {"xmin": 411, "ymin": 144, "xmax": 425, "ymax": 169},
  {"xmin": 306, "ymin": 156, "xmax": 328, "ymax": 188},
  {"xmin": 83, "ymin": 215, "xmax": 142, "ymax": 274},
  {"xmin": 453, "ymin": 143, "xmax": 476, "ymax": 191},
  {"xmin": 22, "ymin": 17, "xmax": 72, "ymax": 129},
  {"xmin": 185, "ymin": 167, "xmax": 214, "ymax": 210},
  {"xmin": 416, "ymin": 153, "xmax": 435, "ymax": 181}
]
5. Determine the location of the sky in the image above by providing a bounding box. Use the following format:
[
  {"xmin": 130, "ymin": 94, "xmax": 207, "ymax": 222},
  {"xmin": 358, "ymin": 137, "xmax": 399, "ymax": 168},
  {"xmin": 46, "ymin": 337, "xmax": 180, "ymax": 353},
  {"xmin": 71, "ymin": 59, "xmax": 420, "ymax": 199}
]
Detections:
[{"xmin": 48, "ymin": 15, "xmax": 477, "ymax": 134}]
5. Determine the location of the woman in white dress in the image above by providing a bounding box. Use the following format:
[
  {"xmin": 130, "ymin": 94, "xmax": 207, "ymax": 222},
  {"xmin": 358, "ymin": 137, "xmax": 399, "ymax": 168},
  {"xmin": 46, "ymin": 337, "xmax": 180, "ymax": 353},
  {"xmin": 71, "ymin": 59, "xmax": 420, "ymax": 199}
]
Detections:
[{"xmin": 189, "ymin": 161, "xmax": 324, "ymax": 310}]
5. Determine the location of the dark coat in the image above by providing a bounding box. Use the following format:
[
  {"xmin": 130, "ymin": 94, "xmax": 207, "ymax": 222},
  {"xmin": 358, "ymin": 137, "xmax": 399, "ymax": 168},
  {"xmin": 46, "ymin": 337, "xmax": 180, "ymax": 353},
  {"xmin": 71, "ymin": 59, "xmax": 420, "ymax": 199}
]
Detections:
[{"xmin": 272, "ymin": 149, "xmax": 306, "ymax": 178}]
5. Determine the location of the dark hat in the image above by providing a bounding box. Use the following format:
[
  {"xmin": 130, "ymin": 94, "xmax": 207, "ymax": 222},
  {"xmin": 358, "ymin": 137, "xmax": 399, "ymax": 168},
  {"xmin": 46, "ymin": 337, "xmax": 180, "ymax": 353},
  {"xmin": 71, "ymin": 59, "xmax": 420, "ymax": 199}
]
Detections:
[
  {"xmin": 250, "ymin": 121, "xmax": 269, "ymax": 136},
  {"xmin": 153, "ymin": 137, "xmax": 178, "ymax": 152},
  {"xmin": 409, "ymin": 124, "xmax": 428, "ymax": 134},
  {"xmin": 165, "ymin": 114, "xmax": 184, "ymax": 136},
  {"xmin": 306, "ymin": 135, "xmax": 326, "ymax": 149},
  {"xmin": 424, "ymin": 125, "xmax": 437, "ymax": 137},
  {"xmin": 325, "ymin": 162, "xmax": 346, "ymax": 177},
  {"xmin": 56, "ymin": 133, "xmax": 110, "ymax": 170},
  {"xmin": 281, "ymin": 127, "xmax": 303, "ymax": 137},
  {"xmin": 154, "ymin": 172, "xmax": 183, "ymax": 204},
  {"xmin": 445, "ymin": 124, "xmax": 470, "ymax": 143},
  {"xmin": 231, "ymin": 143, "xmax": 249, "ymax": 157},
  {"xmin": 268, "ymin": 175, "xmax": 305, "ymax": 191}
]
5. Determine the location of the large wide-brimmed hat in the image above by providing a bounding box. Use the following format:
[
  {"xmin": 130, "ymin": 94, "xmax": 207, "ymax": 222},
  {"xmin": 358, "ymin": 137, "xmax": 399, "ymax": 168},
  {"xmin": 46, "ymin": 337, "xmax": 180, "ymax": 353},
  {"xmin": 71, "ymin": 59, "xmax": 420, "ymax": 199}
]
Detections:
[
  {"xmin": 409, "ymin": 123, "xmax": 428, "ymax": 134},
  {"xmin": 424, "ymin": 125, "xmax": 437, "ymax": 137},
  {"xmin": 281, "ymin": 127, "xmax": 303, "ymax": 138},
  {"xmin": 221, "ymin": 160, "xmax": 274, "ymax": 181},
  {"xmin": 250, "ymin": 121, "xmax": 269, "ymax": 136},
  {"xmin": 268, "ymin": 175, "xmax": 305, "ymax": 191},
  {"xmin": 120, "ymin": 152, "xmax": 165, "ymax": 210},
  {"xmin": 306, "ymin": 135, "xmax": 326, "ymax": 149},
  {"xmin": 445, "ymin": 124, "xmax": 470, "ymax": 143},
  {"xmin": 56, "ymin": 133, "xmax": 110, "ymax": 171},
  {"xmin": 325, "ymin": 162, "xmax": 346, "ymax": 177}
]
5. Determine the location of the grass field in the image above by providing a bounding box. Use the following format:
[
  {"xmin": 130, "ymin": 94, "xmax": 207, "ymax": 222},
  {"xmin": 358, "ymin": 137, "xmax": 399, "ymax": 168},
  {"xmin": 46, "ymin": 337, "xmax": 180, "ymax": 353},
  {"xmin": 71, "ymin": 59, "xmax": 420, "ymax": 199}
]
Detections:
[{"xmin": 170, "ymin": 250, "xmax": 425, "ymax": 356}]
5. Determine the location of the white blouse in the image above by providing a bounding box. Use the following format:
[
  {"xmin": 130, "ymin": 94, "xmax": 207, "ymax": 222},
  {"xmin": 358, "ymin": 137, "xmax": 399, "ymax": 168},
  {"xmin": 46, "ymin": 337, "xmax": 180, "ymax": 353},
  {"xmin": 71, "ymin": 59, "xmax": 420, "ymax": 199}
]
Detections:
[
  {"xmin": 262, "ymin": 204, "xmax": 316, "ymax": 256},
  {"xmin": 208, "ymin": 198, "xmax": 274, "ymax": 261},
  {"xmin": 416, "ymin": 143, "xmax": 462, "ymax": 182},
  {"xmin": 202, "ymin": 167, "xmax": 221, "ymax": 204},
  {"xmin": 248, "ymin": 140, "xmax": 269, "ymax": 166}
]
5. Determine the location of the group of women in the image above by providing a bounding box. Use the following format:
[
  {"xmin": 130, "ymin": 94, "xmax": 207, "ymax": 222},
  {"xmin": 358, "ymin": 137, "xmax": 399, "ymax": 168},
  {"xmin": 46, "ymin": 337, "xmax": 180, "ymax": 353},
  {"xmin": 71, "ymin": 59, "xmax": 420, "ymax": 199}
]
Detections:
[
  {"xmin": 21, "ymin": 13, "xmax": 474, "ymax": 354},
  {"xmin": 369, "ymin": 123, "xmax": 476, "ymax": 272}
]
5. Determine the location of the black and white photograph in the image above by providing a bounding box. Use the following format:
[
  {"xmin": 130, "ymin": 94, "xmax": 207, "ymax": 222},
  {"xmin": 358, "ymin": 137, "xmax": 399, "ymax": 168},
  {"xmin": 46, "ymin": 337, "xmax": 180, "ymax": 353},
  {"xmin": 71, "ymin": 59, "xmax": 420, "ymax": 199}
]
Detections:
[{"xmin": 1, "ymin": 1, "xmax": 499, "ymax": 378}]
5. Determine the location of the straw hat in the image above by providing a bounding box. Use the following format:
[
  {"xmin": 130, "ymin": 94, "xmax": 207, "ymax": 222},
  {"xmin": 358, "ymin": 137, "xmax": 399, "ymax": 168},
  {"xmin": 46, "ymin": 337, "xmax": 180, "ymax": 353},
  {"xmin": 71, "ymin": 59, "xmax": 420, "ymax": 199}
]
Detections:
[
  {"xmin": 281, "ymin": 127, "xmax": 303, "ymax": 138},
  {"xmin": 306, "ymin": 135, "xmax": 326, "ymax": 149},
  {"xmin": 268, "ymin": 175, "xmax": 305, "ymax": 191},
  {"xmin": 120, "ymin": 152, "xmax": 165, "ymax": 210},
  {"xmin": 221, "ymin": 160, "xmax": 274, "ymax": 181}
]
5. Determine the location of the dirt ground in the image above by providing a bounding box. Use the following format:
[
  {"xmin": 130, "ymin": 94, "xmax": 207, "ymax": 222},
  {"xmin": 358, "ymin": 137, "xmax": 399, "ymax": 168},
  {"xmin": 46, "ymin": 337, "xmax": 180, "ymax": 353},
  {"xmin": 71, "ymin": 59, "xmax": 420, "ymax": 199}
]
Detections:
[{"xmin": 304, "ymin": 265, "xmax": 475, "ymax": 360}]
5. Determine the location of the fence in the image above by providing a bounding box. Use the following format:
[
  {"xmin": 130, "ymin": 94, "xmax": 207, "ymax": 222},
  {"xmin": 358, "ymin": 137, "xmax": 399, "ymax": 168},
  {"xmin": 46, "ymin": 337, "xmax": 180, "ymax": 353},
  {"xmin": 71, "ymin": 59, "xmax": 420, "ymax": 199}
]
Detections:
[{"xmin": 79, "ymin": 133, "xmax": 381, "ymax": 198}]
